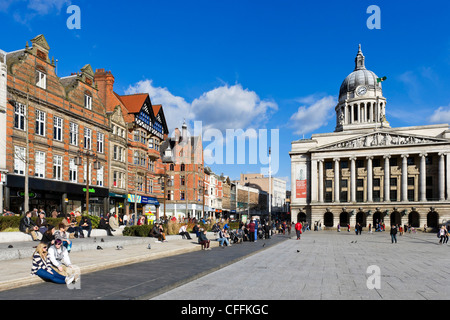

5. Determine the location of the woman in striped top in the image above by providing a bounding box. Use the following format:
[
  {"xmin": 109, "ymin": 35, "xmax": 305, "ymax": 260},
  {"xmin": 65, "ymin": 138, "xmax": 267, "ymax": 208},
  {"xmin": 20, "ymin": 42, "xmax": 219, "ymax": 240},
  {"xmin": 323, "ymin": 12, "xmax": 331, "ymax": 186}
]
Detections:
[{"xmin": 31, "ymin": 242, "xmax": 71, "ymax": 284}]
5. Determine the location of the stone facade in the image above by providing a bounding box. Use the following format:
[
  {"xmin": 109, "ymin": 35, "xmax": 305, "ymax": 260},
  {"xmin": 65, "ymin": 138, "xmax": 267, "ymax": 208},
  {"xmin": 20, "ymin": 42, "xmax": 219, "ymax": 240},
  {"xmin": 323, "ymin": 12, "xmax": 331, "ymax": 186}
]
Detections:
[{"xmin": 290, "ymin": 46, "xmax": 450, "ymax": 231}]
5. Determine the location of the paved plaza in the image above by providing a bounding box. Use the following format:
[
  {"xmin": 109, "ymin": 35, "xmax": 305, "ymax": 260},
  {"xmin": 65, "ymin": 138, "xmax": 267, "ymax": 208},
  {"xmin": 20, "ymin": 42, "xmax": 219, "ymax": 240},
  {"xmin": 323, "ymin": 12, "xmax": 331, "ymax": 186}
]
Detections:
[{"xmin": 152, "ymin": 230, "xmax": 450, "ymax": 300}]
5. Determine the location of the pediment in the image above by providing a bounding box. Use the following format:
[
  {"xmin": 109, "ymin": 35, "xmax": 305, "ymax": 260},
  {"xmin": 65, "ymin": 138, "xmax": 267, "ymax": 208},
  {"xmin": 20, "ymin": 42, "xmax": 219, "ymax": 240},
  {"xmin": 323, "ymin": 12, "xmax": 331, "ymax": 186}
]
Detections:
[{"xmin": 315, "ymin": 131, "xmax": 449, "ymax": 151}]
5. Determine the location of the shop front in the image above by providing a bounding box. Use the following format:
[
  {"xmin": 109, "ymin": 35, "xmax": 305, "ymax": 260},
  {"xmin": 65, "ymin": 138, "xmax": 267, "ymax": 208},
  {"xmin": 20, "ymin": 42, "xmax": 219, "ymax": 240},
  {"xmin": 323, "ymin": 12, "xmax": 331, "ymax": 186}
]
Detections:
[
  {"xmin": 5, "ymin": 175, "xmax": 109, "ymax": 216},
  {"xmin": 127, "ymin": 194, "xmax": 159, "ymax": 222}
]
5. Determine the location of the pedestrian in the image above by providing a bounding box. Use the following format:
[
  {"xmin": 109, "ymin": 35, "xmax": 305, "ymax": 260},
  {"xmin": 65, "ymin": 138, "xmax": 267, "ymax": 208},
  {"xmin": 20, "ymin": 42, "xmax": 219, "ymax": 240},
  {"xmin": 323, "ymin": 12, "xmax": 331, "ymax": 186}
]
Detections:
[
  {"xmin": 218, "ymin": 228, "xmax": 231, "ymax": 247},
  {"xmin": 79, "ymin": 214, "xmax": 92, "ymax": 238},
  {"xmin": 445, "ymin": 226, "xmax": 449, "ymax": 244},
  {"xmin": 54, "ymin": 223, "xmax": 72, "ymax": 252},
  {"xmin": 248, "ymin": 220, "xmax": 256, "ymax": 242},
  {"xmin": 31, "ymin": 242, "xmax": 73, "ymax": 285},
  {"xmin": 295, "ymin": 221, "xmax": 302, "ymax": 240},
  {"xmin": 198, "ymin": 228, "xmax": 211, "ymax": 250},
  {"xmin": 19, "ymin": 211, "xmax": 40, "ymax": 241},
  {"xmin": 98, "ymin": 215, "xmax": 114, "ymax": 236},
  {"xmin": 36, "ymin": 212, "xmax": 49, "ymax": 235},
  {"xmin": 438, "ymin": 225, "xmax": 446, "ymax": 244},
  {"xmin": 368, "ymin": 223, "xmax": 372, "ymax": 234},
  {"xmin": 178, "ymin": 224, "xmax": 192, "ymax": 240},
  {"xmin": 347, "ymin": 224, "xmax": 351, "ymax": 232},
  {"xmin": 151, "ymin": 222, "xmax": 167, "ymax": 242},
  {"xmin": 48, "ymin": 239, "xmax": 73, "ymax": 277},
  {"xmin": 41, "ymin": 225, "xmax": 56, "ymax": 246},
  {"xmin": 390, "ymin": 225, "xmax": 398, "ymax": 243},
  {"xmin": 337, "ymin": 223, "xmax": 340, "ymax": 232}
]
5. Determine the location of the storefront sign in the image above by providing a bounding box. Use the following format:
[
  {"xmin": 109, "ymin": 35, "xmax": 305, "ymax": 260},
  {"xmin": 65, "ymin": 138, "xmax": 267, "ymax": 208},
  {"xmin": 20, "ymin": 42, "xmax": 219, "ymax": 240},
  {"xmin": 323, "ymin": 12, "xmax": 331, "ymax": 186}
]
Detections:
[{"xmin": 82, "ymin": 188, "xmax": 96, "ymax": 193}]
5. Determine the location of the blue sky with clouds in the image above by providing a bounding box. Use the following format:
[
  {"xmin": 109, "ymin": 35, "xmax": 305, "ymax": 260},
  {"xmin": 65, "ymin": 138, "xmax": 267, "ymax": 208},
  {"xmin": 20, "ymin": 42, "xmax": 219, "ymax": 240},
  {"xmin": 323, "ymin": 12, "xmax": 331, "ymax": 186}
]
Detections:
[{"xmin": 1, "ymin": 0, "xmax": 450, "ymax": 189}]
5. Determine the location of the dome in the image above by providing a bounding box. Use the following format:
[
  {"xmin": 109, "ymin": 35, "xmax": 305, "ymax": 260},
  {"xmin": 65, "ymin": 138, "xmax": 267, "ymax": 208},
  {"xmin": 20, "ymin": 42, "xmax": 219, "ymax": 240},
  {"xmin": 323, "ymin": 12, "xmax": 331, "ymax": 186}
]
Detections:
[
  {"xmin": 339, "ymin": 69, "xmax": 381, "ymax": 98},
  {"xmin": 338, "ymin": 45, "xmax": 382, "ymax": 100}
]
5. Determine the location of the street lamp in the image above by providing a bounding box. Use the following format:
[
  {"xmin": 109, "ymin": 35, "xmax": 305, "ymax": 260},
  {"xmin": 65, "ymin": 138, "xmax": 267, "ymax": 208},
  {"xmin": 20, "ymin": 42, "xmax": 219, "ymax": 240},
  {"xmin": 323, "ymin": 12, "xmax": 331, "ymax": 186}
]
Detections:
[
  {"xmin": 74, "ymin": 147, "xmax": 101, "ymax": 215},
  {"xmin": 161, "ymin": 143, "xmax": 173, "ymax": 221}
]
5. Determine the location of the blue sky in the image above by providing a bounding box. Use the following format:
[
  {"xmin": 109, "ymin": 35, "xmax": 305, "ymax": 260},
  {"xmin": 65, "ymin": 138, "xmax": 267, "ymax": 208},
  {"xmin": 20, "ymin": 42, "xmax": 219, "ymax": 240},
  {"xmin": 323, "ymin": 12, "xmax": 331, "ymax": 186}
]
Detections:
[{"xmin": 1, "ymin": 0, "xmax": 450, "ymax": 189}]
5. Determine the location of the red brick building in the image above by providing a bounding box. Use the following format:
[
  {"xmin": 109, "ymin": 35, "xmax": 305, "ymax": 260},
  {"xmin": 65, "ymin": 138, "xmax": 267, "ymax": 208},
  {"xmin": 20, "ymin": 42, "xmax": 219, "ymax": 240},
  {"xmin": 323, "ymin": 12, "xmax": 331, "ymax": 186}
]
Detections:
[
  {"xmin": 160, "ymin": 121, "xmax": 205, "ymax": 220},
  {"xmin": 4, "ymin": 35, "xmax": 110, "ymax": 215}
]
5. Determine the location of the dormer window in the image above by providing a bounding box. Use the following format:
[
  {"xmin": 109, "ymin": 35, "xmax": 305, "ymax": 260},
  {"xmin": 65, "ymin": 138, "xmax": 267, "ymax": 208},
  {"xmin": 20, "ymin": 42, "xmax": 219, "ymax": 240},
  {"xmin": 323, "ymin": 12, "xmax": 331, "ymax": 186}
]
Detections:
[{"xmin": 36, "ymin": 70, "xmax": 46, "ymax": 89}]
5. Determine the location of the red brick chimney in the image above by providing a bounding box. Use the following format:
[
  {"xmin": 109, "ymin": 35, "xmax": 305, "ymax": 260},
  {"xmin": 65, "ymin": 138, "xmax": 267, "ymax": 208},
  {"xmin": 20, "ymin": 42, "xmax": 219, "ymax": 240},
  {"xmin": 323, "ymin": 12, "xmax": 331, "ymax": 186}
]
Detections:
[{"xmin": 94, "ymin": 68, "xmax": 115, "ymax": 111}]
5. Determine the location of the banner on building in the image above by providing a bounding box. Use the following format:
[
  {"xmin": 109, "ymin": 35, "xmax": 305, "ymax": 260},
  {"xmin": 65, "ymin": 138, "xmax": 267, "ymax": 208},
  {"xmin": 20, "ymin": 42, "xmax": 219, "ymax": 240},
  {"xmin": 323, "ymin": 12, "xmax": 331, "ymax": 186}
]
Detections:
[{"xmin": 296, "ymin": 163, "xmax": 307, "ymax": 199}]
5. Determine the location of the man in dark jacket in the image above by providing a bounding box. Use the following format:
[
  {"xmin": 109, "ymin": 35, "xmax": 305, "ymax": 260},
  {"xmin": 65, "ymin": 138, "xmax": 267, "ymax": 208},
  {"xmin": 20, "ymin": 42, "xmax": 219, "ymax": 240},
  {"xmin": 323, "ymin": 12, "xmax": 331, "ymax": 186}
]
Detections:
[
  {"xmin": 151, "ymin": 222, "xmax": 167, "ymax": 242},
  {"xmin": 98, "ymin": 216, "xmax": 114, "ymax": 236},
  {"xmin": 19, "ymin": 211, "xmax": 39, "ymax": 240},
  {"xmin": 79, "ymin": 214, "xmax": 92, "ymax": 237},
  {"xmin": 390, "ymin": 225, "xmax": 398, "ymax": 243}
]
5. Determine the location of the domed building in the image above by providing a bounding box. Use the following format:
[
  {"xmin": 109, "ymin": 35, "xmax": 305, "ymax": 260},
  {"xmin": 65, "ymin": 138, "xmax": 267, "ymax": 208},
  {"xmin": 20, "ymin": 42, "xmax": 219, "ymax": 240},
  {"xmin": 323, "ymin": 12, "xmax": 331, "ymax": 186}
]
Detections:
[{"xmin": 290, "ymin": 45, "xmax": 450, "ymax": 231}]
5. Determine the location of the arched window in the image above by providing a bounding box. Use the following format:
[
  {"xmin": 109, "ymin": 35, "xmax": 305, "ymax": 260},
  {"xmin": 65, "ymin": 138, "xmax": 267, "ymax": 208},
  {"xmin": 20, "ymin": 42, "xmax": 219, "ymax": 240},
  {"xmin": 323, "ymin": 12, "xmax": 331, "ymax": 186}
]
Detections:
[{"xmin": 181, "ymin": 163, "xmax": 185, "ymax": 171}]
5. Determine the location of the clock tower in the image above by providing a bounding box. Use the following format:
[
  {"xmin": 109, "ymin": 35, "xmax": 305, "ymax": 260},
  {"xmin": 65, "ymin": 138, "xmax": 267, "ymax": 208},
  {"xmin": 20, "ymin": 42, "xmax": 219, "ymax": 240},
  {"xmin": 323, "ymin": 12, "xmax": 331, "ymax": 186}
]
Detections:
[{"xmin": 335, "ymin": 45, "xmax": 389, "ymax": 132}]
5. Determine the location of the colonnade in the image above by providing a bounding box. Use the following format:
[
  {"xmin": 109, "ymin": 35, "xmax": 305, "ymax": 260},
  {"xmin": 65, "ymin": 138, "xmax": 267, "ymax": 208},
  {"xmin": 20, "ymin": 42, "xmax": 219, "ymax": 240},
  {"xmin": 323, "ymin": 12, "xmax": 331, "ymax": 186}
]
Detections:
[{"xmin": 311, "ymin": 152, "xmax": 449, "ymax": 204}]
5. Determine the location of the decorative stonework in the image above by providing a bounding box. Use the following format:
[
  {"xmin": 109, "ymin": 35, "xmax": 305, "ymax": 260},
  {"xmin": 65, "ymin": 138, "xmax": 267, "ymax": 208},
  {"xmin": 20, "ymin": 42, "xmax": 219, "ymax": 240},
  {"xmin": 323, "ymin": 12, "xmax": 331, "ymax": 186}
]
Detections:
[{"xmin": 316, "ymin": 132, "xmax": 448, "ymax": 151}]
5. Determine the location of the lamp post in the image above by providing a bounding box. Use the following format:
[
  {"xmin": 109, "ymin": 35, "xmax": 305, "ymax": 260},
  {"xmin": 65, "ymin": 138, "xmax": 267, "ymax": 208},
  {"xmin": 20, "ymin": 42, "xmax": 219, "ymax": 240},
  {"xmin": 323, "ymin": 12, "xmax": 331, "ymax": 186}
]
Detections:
[
  {"xmin": 74, "ymin": 147, "xmax": 101, "ymax": 215},
  {"xmin": 162, "ymin": 143, "xmax": 173, "ymax": 221}
]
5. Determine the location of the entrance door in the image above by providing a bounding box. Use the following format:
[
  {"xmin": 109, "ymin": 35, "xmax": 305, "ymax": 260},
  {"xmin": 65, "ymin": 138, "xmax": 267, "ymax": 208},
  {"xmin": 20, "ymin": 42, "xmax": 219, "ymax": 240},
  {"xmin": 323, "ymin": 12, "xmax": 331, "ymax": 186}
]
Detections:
[
  {"xmin": 340, "ymin": 212, "xmax": 349, "ymax": 226},
  {"xmin": 390, "ymin": 211, "xmax": 401, "ymax": 226},
  {"xmin": 408, "ymin": 211, "xmax": 420, "ymax": 227},
  {"xmin": 324, "ymin": 212, "xmax": 333, "ymax": 227},
  {"xmin": 356, "ymin": 211, "xmax": 366, "ymax": 227},
  {"xmin": 427, "ymin": 211, "xmax": 439, "ymax": 228}
]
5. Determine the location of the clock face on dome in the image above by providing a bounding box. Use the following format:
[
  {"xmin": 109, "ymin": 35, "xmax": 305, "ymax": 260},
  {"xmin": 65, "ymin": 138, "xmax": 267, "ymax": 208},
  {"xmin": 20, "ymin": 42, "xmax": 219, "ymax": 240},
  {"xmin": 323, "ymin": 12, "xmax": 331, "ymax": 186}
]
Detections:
[{"xmin": 356, "ymin": 86, "xmax": 367, "ymax": 96}]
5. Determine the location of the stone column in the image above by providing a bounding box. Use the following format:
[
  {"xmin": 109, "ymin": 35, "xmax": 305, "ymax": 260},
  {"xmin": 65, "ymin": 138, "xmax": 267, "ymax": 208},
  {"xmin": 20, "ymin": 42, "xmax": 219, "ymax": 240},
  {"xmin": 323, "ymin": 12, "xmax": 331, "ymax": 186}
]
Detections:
[
  {"xmin": 366, "ymin": 156, "xmax": 373, "ymax": 202},
  {"xmin": 334, "ymin": 158, "xmax": 340, "ymax": 203},
  {"xmin": 401, "ymin": 154, "xmax": 409, "ymax": 202},
  {"xmin": 350, "ymin": 157, "xmax": 356, "ymax": 202},
  {"xmin": 439, "ymin": 152, "xmax": 445, "ymax": 201},
  {"xmin": 351, "ymin": 105, "xmax": 354, "ymax": 124},
  {"xmin": 311, "ymin": 159, "xmax": 318, "ymax": 202},
  {"xmin": 419, "ymin": 153, "xmax": 427, "ymax": 202},
  {"xmin": 383, "ymin": 155, "xmax": 391, "ymax": 201},
  {"xmin": 318, "ymin": 159, "xmax": 324, "ymax": 203}
]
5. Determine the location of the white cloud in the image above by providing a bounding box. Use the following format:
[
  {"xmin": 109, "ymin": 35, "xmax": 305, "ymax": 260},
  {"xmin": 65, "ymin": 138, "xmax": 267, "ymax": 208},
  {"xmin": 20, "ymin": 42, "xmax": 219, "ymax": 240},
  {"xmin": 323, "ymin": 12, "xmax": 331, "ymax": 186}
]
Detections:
[
  {"xmin": 191, "ymin": 84, "xmax": 277, "ymax": 132},
  {"xmin": 289, "ymin": 95, "xmax": 337, "ymax": 135},
  {"xmin": 125, "ymin": 80, "xmax": 278, "ymax": 135},
  {"xmin": 27, "ymin": 0, "xmax": 70, "ymax": 14},
  {"xmin": 429, "ymin": 104, "xmax": 450, "ymax": 123}
]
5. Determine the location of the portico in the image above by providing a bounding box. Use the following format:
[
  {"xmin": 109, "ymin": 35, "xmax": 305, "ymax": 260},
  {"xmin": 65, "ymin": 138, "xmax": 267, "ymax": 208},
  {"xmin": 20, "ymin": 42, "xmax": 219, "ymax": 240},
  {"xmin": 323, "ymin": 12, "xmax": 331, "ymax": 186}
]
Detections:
[{"xmin": 290, "ymin": 46, "xmax": 450, "ymax": 231}]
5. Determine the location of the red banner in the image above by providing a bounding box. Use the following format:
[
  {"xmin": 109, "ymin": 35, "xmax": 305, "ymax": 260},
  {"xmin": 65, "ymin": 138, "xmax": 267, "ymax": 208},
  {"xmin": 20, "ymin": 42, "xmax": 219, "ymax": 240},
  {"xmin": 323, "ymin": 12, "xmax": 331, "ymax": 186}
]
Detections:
[{"xmin": 296, "ymin": 179, "xmax": 307, "ymax": 199}]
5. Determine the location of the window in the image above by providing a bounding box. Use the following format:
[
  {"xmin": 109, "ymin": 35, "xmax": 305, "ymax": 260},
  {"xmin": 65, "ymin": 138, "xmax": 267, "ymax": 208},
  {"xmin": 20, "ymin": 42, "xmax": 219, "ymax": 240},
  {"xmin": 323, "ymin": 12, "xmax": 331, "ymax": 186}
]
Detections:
[
  {"xmin": 357, "ymin": 179, "xmax": 364, "ymax": 188},
  {"xmin": 341, "ymin": 179, "xmax": 348, "ymax": 188},
  {"xmin": 389, "ymin": 158, "xmax": 397, "ymax": 166},
  {"xmin": 69, "ymin": 123, "xmax": 78, "ymax": 146},
  {"xmin": 356, "ymin": 191, "xmax": 364, "ymax": 202},
  {"xmin": 140, "ymin": 131, "xmax": 146, "ymax": 144},
  {"xmin": 14, "ymin": 103, "xmax": 26, "ymax": 130},
  {"xmin": 84, "ymin": 128, "xmax": 92, "ymax": 150},
  {"xmin": 35, "ymin": 110, "xmax": 46, "ymax": 136},
  {"xmin": 134, "ymin": 151, "xmax": 139, "ymax": 165},
  {"xmin": 181, "ymin": 176, "xmax": 185, "ymax": 186},
  {"xmin": 181, "ymin": 164, "xmax": 185, "ymax": 171},
  {"xmin": 341, "ymin": 161, "xmax": 348, "ymax": 169},
  {"xmin": 407, "ymin": 177, "xmax": 415, "ymax": 186},
  {"xmin": 137, "ymin": 175, "xmax": 143, "ymax": 192},
  {"xmin": 96, "ymin": 166, "xmax": 103, "ymax": 186},
  {"xmin": 134, "ymin": 130, "xmax": 140, "ymax": 142},
  {"xmin": 408, "ymin": 190, "xmax": 415, "ymax": 202},
  {"xmin": 53, "ymin": 116, "xmax": 63, "ymax": 141},
  {"xmin": 113, "ymin": 171, "xmax": 125, "ymax": 189},
  {"xmin": 35, "ymin": 151, "xmax": 45, "ymax": 178},
  {"xmin": 325, "ymin": 180, "xmax": 332, "ymax": 188},
  {"xmin": 53, "ymin": 155, "xmax": 62, "ymax": 180},
  {"xmin": 36, "ymin": 70, "xmax": 46, "ymax": 89},
  {"xmin": 390, "ymin": 190, "xmax": 398, "ymax": 202},
  {"xmin": 97, "ymin": 132, "xmax": 104, "ymax": 153},
  {"xmin": 373, "ymin": 178, "xmax": 381, "ymax": 187},
  {"xmin": 407, "ymin": 157, "xmax": 415, "ymax": 166},
  {"xmin": 14, "ymin": 146, "xmax": 26, "ymax": 175},
  {"xmin": 180, "ymin": 191, "xmax": 185, "ymax": 200},
  {"xmin": 69, "ymin": 159, "xmax": 77, "ymax": 183},
  {"xmin": 84, "ymin": 94, "xmax": 92, "ymax": 110},
  {"xmin": 390, "ymin": 178, "xmax": 397, "ymax": 187},
  {"xmin": 325, "ymin": 161, "xmax": 332, "ymax": 170},
  {"xmin": 148, "ymin": 138, "xmax": 153, "ymax": 149}
]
